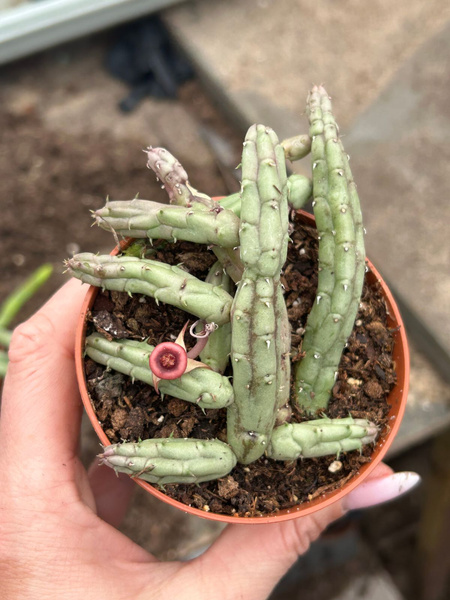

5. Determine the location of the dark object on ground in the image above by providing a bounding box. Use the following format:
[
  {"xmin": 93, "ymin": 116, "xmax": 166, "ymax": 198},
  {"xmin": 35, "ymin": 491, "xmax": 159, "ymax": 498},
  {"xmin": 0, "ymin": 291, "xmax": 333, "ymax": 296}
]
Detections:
[{"xmin": 105, "ymin": 16, "xmax": 195, "ymax": 112}]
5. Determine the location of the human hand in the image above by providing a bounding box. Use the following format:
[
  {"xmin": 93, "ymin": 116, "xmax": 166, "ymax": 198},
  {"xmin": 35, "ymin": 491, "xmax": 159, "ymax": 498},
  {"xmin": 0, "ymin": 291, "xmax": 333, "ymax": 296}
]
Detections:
[{"xmin": 0, "ymin": 281, "xmax": 420, "ymax": 600}]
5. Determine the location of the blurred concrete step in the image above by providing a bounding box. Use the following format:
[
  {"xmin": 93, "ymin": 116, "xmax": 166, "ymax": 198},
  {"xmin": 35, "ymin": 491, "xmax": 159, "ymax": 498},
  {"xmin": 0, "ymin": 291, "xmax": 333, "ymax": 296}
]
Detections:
[
  {"xmin": 388, "ymin": 338, "xmax": 450, "ymax": 458},
  {"xmin": 333, "ymin": 573, "xmax": 404, "ymax": 600},
  {"xmin": 163, "ymin": 0, "xmax": 450, "ymax": 135},
  {"xmin": 164, "ymin": 3, "xmax": 450, "ymax": 381},
  {"xmin": 164, "ymin": 2, "xmax": 450, "ymax": 451},
  {"xmin": 342, "ymin": 22, "xmax": 450, "ymax": 384}
]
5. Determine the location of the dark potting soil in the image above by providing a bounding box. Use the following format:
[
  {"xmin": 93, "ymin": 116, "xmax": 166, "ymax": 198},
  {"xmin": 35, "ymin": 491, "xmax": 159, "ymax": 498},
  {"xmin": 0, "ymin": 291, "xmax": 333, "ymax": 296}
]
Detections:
[{"xmin": 84, "ymin": 212, "xmax": 396, "ymax": 517}]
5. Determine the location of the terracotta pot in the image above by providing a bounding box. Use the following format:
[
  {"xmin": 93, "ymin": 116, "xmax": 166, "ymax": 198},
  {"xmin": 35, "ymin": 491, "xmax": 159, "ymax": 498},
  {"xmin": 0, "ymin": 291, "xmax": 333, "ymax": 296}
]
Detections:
[{"xmin": 75, "ymin": 210, "xmax": 409, "ymax": 524}]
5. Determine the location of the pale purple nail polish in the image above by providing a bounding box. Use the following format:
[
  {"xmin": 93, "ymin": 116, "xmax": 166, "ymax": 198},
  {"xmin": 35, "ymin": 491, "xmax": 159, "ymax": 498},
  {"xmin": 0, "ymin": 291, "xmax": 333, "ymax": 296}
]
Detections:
[{"xmin": 343, "ymin": 472, "xmax": 421, "ymax": 511}]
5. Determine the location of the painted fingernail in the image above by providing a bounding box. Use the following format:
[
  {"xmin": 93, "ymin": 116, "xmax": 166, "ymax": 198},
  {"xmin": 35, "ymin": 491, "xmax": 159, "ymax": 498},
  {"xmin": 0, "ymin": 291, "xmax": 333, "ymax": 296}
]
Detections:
[{"xmin": 343, "ymin": 471, "xmax": 421, "ymax": 512}]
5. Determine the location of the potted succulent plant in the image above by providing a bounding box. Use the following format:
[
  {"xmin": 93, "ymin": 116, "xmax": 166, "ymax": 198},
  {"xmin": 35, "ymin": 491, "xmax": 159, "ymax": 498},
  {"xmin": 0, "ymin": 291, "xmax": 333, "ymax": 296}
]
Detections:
[{"xmin": 68, "ymin": 85, "xmax": 409, "ymax": 523}]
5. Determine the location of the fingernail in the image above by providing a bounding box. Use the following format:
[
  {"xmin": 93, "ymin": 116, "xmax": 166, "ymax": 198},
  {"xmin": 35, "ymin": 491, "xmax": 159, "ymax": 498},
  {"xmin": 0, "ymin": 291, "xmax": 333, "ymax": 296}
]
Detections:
[{"xmin": 343, "ymin": 471, "xmax": 421, "ymax": 512}]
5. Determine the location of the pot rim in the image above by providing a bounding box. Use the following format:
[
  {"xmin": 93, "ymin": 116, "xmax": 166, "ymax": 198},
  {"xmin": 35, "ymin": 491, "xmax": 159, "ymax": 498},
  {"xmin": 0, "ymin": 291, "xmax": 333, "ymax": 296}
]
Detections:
[{"xmin": 75, "ymin": 210, "xmax": 410, "ymax": 524}]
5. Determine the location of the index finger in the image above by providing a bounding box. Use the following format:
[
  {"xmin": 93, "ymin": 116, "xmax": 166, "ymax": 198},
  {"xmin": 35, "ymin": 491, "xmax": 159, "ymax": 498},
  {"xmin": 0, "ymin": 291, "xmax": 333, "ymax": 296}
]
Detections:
[{"xmin": 0, "ymin": 280, "xmax": 89, "ymax": 474}]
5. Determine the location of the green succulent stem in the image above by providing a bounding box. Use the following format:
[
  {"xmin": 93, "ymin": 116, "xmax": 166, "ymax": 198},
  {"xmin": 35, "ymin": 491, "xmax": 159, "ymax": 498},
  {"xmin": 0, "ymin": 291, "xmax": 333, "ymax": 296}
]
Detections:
[
  {"xmin": 85, "ymin": 334, "xmax": 234, "ymax": 409},
  {"xmin": 145, "ymin": 147, "xmax": 245, "ymax": 280},
  {"xmin": 228, "ymin": 124, "xmax": 291, "ymax": 464},
  {"xmin": 208, "ymin": 247, "xmax": 243, "ymax": 284},
  {"xmin": 197, "ymin": 262, "xmax": 233, "ymax": 373},
  {"xmin": 267, "ymin": 417, "xmax": 378, "ymax": 460},
  {"xmin": 95, "ymin": 199, "xmax": 240, "ymax": 248},
  {"xmin": 99, "ymin": 438, "xmax": 237, "ymax": 485},
  {"xmin": 294, "ymin": 85, "xmax": 366, "ymax": 414},
  {"xmin": 217, "ymin": 175, "xmax": 312, "ymax": 217},
  {"xmin": 67, "ymin": 253, "xmax": 233, "ymax": 326},
  {"xmin": 287, "ymin": 174, "xmax": 313, "ymax": 210},
  {"xmin": 217, "ymin": 192, "xmax": 241, "ymax": 216},
  {"xmin": 281, "ymin": 134, "xmax": 312, "ymax": 162},
  {"xmin": 146, "ymin": 146, "xmax": 213, "ymax": 209}
]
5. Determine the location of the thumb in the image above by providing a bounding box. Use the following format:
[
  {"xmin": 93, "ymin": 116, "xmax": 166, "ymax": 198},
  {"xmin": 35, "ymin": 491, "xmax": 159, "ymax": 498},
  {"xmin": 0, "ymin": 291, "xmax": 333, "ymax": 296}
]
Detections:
[{"xmin": 0, "ymin": 280, "xmax": 87, "ymax": 491}]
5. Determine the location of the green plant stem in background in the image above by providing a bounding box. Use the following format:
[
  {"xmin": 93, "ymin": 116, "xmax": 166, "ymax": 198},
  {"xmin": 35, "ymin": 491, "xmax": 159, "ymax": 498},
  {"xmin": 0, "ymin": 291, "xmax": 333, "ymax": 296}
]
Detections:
[
  {"xmin": 0, "ymin": 264, "xmax": 53, "ymax": 329},
  {"xmin": 0, "ymin": 350, "xmax": 8, "ymax": 377},
  {"xmin": 0, "ymin": 328, "xmax": 13, "ymax": 348},
  {"xmin": 0, "ymin": 264, "xmax": 53, "ymax": 379}
]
